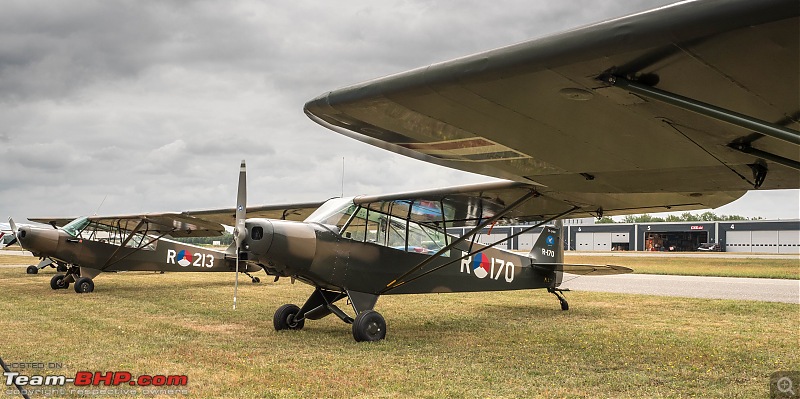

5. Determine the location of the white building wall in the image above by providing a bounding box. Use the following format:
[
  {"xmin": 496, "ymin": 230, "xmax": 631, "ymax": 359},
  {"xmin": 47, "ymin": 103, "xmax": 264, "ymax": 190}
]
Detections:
[{"xmin": 778, "ymin": 230, "xmax": 800, "ymax": 254}]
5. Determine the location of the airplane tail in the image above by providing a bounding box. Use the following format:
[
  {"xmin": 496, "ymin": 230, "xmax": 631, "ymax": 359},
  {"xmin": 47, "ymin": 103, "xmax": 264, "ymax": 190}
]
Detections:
[
  {"xmin": 528, "ymin": 224, "xmax": 564, "ymax": 265},
  {"xmin": 530, "ymin": 221, "xmax": 633, "ymax": 280}
]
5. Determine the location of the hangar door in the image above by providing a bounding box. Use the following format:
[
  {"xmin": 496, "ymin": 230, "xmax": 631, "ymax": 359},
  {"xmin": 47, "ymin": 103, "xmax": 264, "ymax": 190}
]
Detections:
[
  {"xmin": 576, "ymin": 232, "xmax": 628, "ymax": 251},
  {"xmin": 726, "ymin": 230, "xmax": 800, "ymax": 254},
  {"xmin": 476, "ymin": 233, "xmax": 508, "ymax": 250}
]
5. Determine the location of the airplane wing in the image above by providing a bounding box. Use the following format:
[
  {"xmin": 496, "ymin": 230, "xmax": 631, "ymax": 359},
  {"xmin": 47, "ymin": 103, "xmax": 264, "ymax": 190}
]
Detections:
[
  {"xmin": 29, "ymin": 202, "xmax": 325, "ymax": 237},
  {"xmin": 351, "ymin": 180, "xmax": 739, "ymax": 224},
  {"xmin": 305, "ymin": 0, "xmax": 799, "ymax": 214},
  {"xmin": 30, "ymin": 213, "xmax": 227, "ymax": 238},
  {"xmin": 183, "ymin": 202, "xmax": 326, "ymax": 225}
]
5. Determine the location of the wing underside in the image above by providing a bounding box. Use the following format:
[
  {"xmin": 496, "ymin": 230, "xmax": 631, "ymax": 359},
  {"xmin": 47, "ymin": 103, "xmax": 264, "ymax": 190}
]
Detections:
[{"xmin": 304, "ymin": 0, "xmax": 799, "ymax": 214}]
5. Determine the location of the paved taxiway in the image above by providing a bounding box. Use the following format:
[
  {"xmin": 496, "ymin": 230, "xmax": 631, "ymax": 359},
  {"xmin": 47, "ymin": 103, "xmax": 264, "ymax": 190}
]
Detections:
[{"xmin": 561, "ymin": 273, "xmax": 799, "ymax": 304}]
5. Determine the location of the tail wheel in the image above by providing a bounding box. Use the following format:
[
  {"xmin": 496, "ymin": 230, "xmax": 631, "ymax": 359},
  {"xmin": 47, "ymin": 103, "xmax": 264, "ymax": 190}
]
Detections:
[
  {"xmin": 50, "ymin": 274, "xmax": 69, "ymax": 290},
  {"xmin": 273, "ymin": 304, "xmax": 304, "ymax": 331},
  {"xmin": 352, "ymin": 310, "xmax": 386, "ymax": 342},
  {"xmin": 74, "ymin": 277, "xmax": 94, "ymax": 293},
  {"xmin": 26, "ymin": 265, "xmax": 38, "ymax": 274}
]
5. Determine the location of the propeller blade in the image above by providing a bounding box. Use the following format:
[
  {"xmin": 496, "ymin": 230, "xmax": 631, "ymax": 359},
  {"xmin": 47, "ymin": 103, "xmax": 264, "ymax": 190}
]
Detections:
[
  {"xmin": 235, "ymin": 160, "xmax": 247, "ymax": 248},
  {"xmin": 233, "ymin": 160, "xmax": 247, "ymax": 310},
  {"xmin": 6, "ymin": 218, "xmax": 20, "ymax": 249}
]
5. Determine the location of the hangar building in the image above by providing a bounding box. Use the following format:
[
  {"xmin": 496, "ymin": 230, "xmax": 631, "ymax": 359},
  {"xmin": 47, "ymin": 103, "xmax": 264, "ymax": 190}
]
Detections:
[{"xmin": 447, "ymin": 219, "xmax": 800, "ymax": 254}]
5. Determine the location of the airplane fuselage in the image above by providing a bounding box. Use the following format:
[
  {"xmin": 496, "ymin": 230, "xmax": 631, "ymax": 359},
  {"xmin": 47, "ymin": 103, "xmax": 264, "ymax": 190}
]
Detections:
[{"xmin": 244, "ymin": 219, "xmax": 562, "ymax": 295}]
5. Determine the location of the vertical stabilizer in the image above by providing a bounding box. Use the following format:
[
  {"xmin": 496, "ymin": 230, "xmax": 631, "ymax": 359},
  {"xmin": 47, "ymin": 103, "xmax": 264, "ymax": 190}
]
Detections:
[{"xmin": 528, "ymin": 222, "xmax": 564, "ymax": 264}]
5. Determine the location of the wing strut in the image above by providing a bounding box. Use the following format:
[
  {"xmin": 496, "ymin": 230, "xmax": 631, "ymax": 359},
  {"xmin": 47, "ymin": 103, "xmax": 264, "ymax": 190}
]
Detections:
[{"xmin": 602, "ymin": 75, "xmax": 800, "ymax": 146}]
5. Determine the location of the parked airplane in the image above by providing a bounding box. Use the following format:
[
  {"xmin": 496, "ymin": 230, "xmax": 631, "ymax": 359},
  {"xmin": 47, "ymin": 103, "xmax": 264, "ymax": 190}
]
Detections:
[
  {"xmin": 8, "ymin": 195, "xmax": 323, "ymax": 292},
  {"xmin": 13, "ymin": 161, "xmax": 631, "ymax": 341}
]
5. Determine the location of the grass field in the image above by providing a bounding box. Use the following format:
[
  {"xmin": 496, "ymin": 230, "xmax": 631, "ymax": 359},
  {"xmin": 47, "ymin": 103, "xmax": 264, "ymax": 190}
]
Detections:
[
  {"xmin": 564, "ymin": 254, "xmax": 799, "ymax": 279},
  {"xmin": 1, "ymin": 266, "xmax": 797, "ymax": 398}
]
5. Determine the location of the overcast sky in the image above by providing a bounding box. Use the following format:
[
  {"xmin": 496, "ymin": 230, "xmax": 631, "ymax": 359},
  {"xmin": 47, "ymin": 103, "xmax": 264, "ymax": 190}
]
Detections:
[{"xmin": 1, "ymin": 0, "xmax": 797, "ymax": 224}]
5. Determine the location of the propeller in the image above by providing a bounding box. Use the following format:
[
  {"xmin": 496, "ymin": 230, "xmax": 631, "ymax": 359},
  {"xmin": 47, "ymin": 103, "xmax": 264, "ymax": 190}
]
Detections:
[
  {"xmin": 4, "ymin": 217, "xmax": 20, "ymax": 248},
  {"xmin": 232, "ymin": 160, "xmax": 247, "ymax": 310}
]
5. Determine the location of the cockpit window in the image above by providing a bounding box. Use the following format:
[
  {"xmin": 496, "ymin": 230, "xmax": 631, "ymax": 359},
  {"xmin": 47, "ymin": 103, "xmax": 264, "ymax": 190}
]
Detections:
[
  {"xmin": 304, "ymin": 197, "xmax": 357, "ymax": 229},
  {"xmin": 340, "ymin": 200, "xmax": 450, "ymax": 256},
  {"xmin": 62, "ymin": 217, "xmax": 90, "ymax": 238}
]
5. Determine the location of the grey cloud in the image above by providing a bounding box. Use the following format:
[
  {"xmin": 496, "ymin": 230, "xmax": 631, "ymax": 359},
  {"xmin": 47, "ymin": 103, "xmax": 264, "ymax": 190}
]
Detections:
[{"xmin": 1, "ymin": 0, "xmax": 792, "ymax": 222}]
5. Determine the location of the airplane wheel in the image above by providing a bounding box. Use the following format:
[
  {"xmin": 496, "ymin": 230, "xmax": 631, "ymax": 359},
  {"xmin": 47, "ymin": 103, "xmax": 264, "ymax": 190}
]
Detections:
[
  {"xmin": 56, "ymin": 264, "xmax": 68, "ymax": 273},
  {"xmin": 50, "ymin": 274, "xmax": 69, "ymax": 290},
  {"xmin": 252, "ymin": 276, "xmax": 260, "ymax": 284},
  {"xmin": 273, "ymin": 304, "xmax": 304, "ymax": 331},
  {"xmin": 352, "ymin": 310, "xmax": 386, "ymax": 342},
  {"xmin": 74, "ymin": 277, "xmax": 94, "ymax": 294},
  {"xmin": 26, "ymin": 265, "xmax": 38, "ymax": 274}
]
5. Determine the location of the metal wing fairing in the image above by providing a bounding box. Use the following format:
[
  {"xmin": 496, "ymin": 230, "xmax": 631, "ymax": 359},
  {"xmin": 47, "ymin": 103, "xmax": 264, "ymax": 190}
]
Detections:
[{"xmin": 305, "ymin": 0, "xmax": 799, "ymax": 208}]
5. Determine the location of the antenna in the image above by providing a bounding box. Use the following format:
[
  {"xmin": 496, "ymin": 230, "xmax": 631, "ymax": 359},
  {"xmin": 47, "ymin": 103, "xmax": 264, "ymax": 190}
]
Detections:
[
  {"xmin": 341, "ymin": 157, "xmax": 345, "ymax": 197},
  {"xmin": 94, "ymin": 195, "xmax": 108, "ymax": 216}
]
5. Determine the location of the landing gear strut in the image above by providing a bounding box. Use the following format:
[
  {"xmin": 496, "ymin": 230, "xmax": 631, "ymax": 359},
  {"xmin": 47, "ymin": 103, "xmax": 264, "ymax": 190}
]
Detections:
[
  {"xmin": 273, "ymin": 287, "xmax": 384, "ymax": 342},
  {"xmin": 548, "ymin": 287, "xmax": 570, "ymax": 311},
  {"xmin": 25, "ymin": 258, "xmax": 67, "ymax": 274},
  {"xmin": 49, "ymin": 266, "xmax": 94, "ymax": 293}
]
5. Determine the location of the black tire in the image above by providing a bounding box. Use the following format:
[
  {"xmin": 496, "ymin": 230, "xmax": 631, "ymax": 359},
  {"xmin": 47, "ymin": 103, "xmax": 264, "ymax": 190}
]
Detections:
[
  {"xmin": 50, "ymin": 274, "xmax": 68, "ymax": 290},
  {"xmin": 251, "ymin": 276, "xmax": 260, "ymax": 284},
  {"xmin": 56, "ymin": 264, "xmax": 68, "ymax": 273},
  {"xmin": 352, "ymin": 310, "xmax": 387, "ymax": 342},
  {"xmin": 74, "ymin": 277, "xmax": 94, "ymax": 293},
  {"xmin": 26, "ymin": 265, "xmax": 38, "ymax": 274},
  {"xmin": 273, "ymin": 304, "xmax": 304, "ymax": 331}
]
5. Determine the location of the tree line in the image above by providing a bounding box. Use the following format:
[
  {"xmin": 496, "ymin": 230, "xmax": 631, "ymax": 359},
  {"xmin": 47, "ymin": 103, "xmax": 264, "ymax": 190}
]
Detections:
[{"xmin": 597, "ymin": 212, "xmax": 763, "ymax": 224}]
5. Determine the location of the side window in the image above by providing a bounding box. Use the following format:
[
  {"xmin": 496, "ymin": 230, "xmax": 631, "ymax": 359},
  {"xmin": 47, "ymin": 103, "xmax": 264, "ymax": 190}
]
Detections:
[{"xmin": 342, "ymin": 207, "xmax": 368, "ymax": 242}]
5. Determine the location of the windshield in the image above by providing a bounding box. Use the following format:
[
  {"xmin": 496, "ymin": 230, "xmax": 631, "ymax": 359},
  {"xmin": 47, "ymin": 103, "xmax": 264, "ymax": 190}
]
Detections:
[
  {"xmin": 61, "ymin": 217, "xmax": 90, "ymax": 238},
  {"xmin": 304, "ymin": 197, "xmax": 356, "ymax": 228}
]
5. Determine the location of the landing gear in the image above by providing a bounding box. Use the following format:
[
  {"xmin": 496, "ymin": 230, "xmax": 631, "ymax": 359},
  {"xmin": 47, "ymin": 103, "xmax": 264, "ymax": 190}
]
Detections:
[
  {"xmin": 56, "ymin": 264, "xmax": 68, "ymax": 273},
  {"xmin": 50, "ymin": 274, "xmax": 69, "ymax": 290},
  {"xmin": 273, "ymin": 287, "xmax": 383, "ymax": 342},
  {"xmin": 352, "ymin": 310, "xmax": 386, "ymax": 342},
  {"xmin": 548, "ymin": 287, "xmax": 569, "ymax": 311},
  {"xmin": 242, "ymin": 270, "xmax": 260, "ymax": 283},
  {"xmin": 74, "ymin": 277, "xmax": 94, "ymax": 293},
  {"xmin": 26, "ymin": 265, "xmax": 38, "ymax": 274},
  {"xmin": 273, "ymin": 304, "xmax": 304, "ymax": 330}
]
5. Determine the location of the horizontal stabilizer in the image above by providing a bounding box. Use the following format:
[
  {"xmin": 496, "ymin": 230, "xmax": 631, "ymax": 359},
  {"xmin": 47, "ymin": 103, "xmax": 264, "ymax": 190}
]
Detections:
[{"xmin": 534, "ymin": 263, "xmax": 633, "ymax": 276}]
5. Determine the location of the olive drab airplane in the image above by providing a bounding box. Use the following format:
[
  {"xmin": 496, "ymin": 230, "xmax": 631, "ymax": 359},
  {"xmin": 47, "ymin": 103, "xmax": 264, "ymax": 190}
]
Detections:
[{"xmin": 7, "ymin": 200, "xmax": 323, "ymax": 292}]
